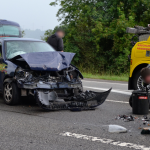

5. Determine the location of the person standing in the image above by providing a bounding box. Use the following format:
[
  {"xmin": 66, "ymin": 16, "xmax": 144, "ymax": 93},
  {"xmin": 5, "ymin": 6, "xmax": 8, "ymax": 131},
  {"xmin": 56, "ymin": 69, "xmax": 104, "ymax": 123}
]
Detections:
[{"xmin": 47, "ymin": 29, "xmax": 65, "ymax": 52}]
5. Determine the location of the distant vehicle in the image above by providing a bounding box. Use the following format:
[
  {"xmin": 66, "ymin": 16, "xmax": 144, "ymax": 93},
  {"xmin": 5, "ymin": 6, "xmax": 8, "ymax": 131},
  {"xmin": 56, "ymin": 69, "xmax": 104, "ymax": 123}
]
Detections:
[{"xmin": 0, "ymin": 20, "xmax": 22, "ymax": 38}]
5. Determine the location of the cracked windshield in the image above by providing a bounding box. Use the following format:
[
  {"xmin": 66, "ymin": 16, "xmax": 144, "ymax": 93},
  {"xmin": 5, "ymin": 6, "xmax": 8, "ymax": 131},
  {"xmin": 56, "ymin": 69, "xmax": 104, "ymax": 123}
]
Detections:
[{"xmin": 5, "ymin": 41, "xmax": 55, "ymax": 59}]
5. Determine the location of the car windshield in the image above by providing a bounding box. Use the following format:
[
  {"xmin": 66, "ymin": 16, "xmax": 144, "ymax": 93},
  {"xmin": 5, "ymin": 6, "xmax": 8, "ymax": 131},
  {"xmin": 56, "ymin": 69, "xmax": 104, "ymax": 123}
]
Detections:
[
  {"xmin": 5, "ymin": 41, "xmax": 55, "ymax": 59},
  {"xmin": 0, "ymin": 25, "xmax": 20, "ymax": 36}
]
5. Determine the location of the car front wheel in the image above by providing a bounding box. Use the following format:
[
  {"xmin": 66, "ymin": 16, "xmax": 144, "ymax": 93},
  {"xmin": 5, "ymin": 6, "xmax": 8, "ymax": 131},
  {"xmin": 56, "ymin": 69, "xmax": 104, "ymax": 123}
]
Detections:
[{"xmin": 3, "ymin": 82, "xmax": 20, "ymax": 105}]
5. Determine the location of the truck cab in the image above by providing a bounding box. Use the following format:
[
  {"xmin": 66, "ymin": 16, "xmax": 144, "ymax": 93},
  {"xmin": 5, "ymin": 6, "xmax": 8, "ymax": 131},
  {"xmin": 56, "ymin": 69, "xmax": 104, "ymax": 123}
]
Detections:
[
  {"xmin": 127, "ymin": 26, "xmax": 150, "ymax": 90},
  {"xmin": 0, "ymin": 20, "xmax": 22, "ymax": 38}
]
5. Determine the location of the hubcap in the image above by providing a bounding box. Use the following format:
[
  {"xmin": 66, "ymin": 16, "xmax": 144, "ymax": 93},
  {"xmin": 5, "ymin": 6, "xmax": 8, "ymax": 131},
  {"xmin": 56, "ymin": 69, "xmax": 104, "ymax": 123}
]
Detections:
[
  {"xmin": 4, "ymin": 83, "xmax": 12, "ymax": 102},
  {"xmin": 137, "ymin": 76, "xmax": 150, "ymax": 91}
]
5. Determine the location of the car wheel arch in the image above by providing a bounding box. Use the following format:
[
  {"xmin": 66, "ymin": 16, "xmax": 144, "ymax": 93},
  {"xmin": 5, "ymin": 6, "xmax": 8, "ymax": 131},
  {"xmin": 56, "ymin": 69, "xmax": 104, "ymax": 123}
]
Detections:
[{"xmin": 3, "ymin": 78, "xmax": 14, "ymax": 85}]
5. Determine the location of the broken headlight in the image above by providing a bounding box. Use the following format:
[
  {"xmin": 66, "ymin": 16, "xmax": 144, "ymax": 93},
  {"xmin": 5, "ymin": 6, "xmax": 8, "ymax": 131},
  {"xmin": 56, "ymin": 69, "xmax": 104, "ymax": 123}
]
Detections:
[{"xmin": 15, "ymin": 67, "xmax": 33, "ymax": 83}]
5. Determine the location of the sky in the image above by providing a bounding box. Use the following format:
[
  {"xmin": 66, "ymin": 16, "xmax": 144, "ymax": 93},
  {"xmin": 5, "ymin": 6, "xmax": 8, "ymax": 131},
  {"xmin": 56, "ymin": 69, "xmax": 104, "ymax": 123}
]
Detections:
[{"xmin": 0, "ymin": 0, "xmax": 61, "ymax": 31}]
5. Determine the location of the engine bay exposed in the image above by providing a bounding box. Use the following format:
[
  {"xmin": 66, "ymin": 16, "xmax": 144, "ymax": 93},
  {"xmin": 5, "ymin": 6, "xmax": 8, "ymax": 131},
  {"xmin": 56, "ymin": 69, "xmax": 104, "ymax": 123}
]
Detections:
[{"xmin": 15, "ymin": 65, "xmax": 82, "ymax": 85}]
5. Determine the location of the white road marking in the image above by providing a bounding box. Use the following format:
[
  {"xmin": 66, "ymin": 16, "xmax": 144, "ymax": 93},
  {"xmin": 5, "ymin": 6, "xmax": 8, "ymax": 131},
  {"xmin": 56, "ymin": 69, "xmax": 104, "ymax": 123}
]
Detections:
[
  {"xmin": 83, "ymin": 80, "xmax": 127, "ymax": 86},
  {"xmin": 83, "ymin": 86, "xmax": 132, "ymax": 95},
  {"xmin": 60, "ymin": 132, "xmax": 150, "ymax": 150},
  {"xmin": 106, "ymin": 99, "xmax": 128, "ymax": 104}
]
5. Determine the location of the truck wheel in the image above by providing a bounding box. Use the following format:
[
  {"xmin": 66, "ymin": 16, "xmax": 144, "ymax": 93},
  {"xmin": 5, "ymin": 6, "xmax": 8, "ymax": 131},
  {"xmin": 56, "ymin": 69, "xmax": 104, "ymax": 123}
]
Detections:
[
  {"xmin": 133, "ymin": 70, "xmax": 141, "ymax": 90},
  {"xmin": 3, "ymin": 82, "xmax": 20, "ymax": 105},
  {"xmin": 133, "ymin": 70, "xmax": 150, "ymax": 90},
  {"xmin": 133, "ymin": 70, "xmax": 143, "ymax": 90}
]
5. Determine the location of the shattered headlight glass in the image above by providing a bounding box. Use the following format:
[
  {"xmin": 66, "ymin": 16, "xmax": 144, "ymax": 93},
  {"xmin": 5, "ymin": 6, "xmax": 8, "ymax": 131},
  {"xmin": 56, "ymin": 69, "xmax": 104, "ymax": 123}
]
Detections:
[{"xmin": 15, "ymin": 67, "xmax": 33, "ymax": 83}]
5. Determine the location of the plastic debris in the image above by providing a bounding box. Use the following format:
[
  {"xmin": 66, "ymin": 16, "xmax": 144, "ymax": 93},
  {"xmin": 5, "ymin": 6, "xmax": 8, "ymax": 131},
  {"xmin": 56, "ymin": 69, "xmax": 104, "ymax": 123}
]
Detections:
[
  {"xmin": 108, "ymin": 125, "xmax": 127, "ymax": 133},
  {"xmin": 115, "ymin": 115, "xmax": 150, "ymax": 131},
  {"xmin": 143, "ymin": 121, "xmax": 149, "ymax": 125},
  {"xmin": 115, "ymin": 115, "xmax": 135, "ymax": 122},
  {"xmin": 142, "ymin": 116, "xmax": 150, "ymax": 121}
]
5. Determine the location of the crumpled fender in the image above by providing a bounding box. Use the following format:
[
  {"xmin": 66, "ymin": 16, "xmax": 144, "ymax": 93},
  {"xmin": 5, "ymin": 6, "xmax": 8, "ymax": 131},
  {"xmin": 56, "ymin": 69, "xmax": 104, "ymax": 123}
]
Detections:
[{"xmin": 3, "ymin": 78, "xmax": 14, "ymax": 85}]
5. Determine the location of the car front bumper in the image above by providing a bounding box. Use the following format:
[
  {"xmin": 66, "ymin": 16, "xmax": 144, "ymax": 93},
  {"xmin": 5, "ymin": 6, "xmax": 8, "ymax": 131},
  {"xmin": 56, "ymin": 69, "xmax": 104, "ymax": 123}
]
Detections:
[
  {"xmin": 17, "ymin": 81, "xmax": 83, "ymax": 98},
  {"xmin": 17, "ymin": 81, "xmax": 83, "ymax": 90}
]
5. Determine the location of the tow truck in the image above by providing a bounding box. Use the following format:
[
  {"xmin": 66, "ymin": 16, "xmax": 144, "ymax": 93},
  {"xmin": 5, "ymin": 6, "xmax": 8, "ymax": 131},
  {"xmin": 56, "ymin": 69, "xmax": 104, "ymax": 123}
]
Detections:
[{"xmin": 127, "ymin": 25, "xmax": 150, "ymax": 90}]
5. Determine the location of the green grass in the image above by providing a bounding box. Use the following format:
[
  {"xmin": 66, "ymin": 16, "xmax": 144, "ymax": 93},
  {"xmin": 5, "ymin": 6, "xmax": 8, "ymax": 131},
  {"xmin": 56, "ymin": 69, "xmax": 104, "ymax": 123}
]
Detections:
[{"xmin": 82, "ymin": 72, "xmax": 128, "ymax": 82}]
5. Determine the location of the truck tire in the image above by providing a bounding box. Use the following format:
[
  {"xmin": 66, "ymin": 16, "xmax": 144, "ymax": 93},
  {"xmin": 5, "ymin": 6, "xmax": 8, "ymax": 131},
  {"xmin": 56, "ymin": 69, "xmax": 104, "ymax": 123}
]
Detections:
[
  {"xmin": 133, "ymin": 69, "xmax": 150, "ymax": 90},
  {"xmin": 3, "ymin": 82, "xmax": 20, "ymax": 105},
  {"xmin": 133, "ymin": 69, "xmax": 148, "ymax": 90},
  {"xmin": 133, "ymin": 70, "xmax": 141, "ymax": 90}
]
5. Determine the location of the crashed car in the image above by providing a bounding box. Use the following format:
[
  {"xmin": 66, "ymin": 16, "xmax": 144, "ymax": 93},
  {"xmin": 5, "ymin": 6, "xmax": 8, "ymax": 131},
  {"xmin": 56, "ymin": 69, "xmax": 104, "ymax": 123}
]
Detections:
[{"xmin": 0, "ymin": 38, "xmax": 111, "ymax": 111}]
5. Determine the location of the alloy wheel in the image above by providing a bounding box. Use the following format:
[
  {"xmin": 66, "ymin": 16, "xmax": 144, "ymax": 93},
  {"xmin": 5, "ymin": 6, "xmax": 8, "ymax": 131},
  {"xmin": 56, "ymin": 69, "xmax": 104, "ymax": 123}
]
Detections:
[
  {"xmin": 137, "ymin": 76, "xmax": 150, "ymax": 91},
  {"xmin": 4, "ymin": 83, "xmax": 13, "ymax": 102}
]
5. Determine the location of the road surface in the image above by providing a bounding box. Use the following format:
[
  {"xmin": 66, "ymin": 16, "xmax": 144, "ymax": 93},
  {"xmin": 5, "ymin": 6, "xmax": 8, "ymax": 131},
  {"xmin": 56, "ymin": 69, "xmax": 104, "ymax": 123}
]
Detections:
[{"xmin": 0, "ymin": 79, "xmax": 149, "ymax": 150}]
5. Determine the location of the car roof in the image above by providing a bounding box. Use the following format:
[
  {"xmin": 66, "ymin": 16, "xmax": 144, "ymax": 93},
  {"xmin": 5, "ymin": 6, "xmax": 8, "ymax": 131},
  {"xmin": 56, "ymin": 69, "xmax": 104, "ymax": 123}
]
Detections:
[
  {"xmin": 0, "ymin": 19, "xmax": 20, "ymax": 27},
  {"xmin": 0, "ymin": 38, "xmax": 44, "ymax": 42}
]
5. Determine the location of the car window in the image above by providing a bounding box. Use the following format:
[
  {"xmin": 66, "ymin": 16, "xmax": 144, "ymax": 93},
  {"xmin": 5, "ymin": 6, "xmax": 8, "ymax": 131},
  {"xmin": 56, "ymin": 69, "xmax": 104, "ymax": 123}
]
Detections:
[
  {"xmin": 5, "ymin": 41, "xmax": 55, "ymax": 59},
  {"xmin": 0, "ymin": 25, "xmax": 19, "ymax": 36}
]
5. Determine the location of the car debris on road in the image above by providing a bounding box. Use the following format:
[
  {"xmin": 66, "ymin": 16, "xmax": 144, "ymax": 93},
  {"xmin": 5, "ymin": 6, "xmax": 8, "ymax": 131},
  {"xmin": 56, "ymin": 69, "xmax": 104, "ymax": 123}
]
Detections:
[
  {"xmin": 37, "ymin": 89, "xmax": 112, "ymax": 111},
  {"xmin": 115, "ymin": 115, "xmax": 135, "ymax": 122},
  {"xmin": 108, "ymin": 125, "xmax": 127, "ymax": 133},
  {"xmin": 115, "ymin": 115, "xmax": 150, "ymax": 127}
]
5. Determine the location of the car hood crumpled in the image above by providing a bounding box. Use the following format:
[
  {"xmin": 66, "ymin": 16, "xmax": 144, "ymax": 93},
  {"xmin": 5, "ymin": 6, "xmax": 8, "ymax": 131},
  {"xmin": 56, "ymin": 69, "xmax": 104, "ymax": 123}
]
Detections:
[{"xmin": 19, "ymin": 51, "xmax": 75, "ymax": 71}]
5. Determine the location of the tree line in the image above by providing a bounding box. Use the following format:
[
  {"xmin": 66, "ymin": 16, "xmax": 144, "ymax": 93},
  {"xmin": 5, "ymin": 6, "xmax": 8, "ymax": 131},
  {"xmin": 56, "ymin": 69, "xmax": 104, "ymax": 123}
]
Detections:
[{"xmin": 43, "ymin": 0, "xmax": 150, "ymax": 75}]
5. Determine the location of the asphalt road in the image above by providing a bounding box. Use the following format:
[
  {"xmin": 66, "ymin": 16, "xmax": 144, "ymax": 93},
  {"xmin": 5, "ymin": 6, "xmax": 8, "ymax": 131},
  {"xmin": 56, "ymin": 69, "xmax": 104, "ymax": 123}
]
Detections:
[{"xmin": 0, "ymin": 79, "xmax": 150, "ymax": 150}]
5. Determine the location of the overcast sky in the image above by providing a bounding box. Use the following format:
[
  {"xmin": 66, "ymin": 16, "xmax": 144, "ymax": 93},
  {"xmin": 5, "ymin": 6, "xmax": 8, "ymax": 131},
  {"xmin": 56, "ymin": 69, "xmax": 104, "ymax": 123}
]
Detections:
[{"xmin": 0, "ymin": 0, "xmax": 60, "ymax": 31}]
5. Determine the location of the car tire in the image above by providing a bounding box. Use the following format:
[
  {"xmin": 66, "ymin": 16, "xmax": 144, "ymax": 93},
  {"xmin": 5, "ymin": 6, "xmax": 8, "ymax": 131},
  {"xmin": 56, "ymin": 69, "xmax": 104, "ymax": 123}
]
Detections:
[{"xmin": 3, "ymin": 82, "xmax": 20, "ymax": 105}]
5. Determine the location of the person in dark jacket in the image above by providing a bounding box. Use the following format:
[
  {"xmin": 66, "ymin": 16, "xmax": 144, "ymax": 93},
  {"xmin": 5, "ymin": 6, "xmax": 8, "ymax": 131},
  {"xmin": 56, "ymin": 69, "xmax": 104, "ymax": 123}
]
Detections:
[{"xmin": 47, "ymin": 29, "xmax": 65, "ymax": 52}]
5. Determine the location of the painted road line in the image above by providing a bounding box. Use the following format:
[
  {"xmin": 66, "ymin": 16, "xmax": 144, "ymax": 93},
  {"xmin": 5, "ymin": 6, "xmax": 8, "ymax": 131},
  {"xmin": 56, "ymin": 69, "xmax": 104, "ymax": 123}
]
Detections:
[
  {"xmin": 83, "ymin": 86, "xmax": 132, "ymax": 95},
  {"xmin": 106, "ymin": 99, "xmax": 128, "ymax": 104},
  {"xmin": 83, "ymin": 80, "xmax": 127, "ymax": 86},
  {"xmin": 60, "ymin": 132, "xmax": 150, "ymax": 150}
]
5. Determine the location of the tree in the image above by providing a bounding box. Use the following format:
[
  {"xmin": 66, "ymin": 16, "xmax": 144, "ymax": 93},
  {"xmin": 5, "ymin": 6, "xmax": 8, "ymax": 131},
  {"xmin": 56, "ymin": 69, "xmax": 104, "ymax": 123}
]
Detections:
[
  {"xmin": 22, "ymin": 30, "xmax": 25, "ymax": 37},
  {"xmin": 41, "ymin": 29, "xmax": 53, "ymax": 41},
  {"xmin": 50, "ymin": 0, "xmax": 150, "ymax": 74}
]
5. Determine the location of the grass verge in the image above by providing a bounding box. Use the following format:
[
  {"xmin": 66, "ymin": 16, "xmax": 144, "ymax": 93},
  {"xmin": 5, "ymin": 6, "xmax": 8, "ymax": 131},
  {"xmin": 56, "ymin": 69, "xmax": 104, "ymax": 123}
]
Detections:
[{"xmin": 82, "ymin": 72, "xmax": 128, "ymax": 82}]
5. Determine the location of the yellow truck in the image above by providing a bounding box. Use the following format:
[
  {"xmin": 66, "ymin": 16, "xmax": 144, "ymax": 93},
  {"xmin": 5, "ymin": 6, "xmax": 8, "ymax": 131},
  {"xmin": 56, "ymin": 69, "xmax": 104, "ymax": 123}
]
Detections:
[{"xmin": 127, "ymin": 25, "xmax": 150, "ymax": 90}]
